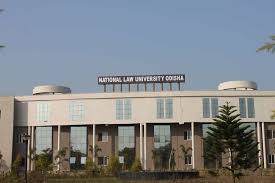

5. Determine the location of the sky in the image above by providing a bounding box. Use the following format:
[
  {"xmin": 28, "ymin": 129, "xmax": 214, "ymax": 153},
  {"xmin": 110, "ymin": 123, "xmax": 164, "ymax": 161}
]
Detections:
[{"xmin": 0, "ymin": 0, "xmax": 275, "ymax": 96}]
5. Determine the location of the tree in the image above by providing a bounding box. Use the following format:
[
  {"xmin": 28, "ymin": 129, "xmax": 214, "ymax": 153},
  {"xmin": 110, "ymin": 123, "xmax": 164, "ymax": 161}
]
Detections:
[
  {"xmin": 257, "ymin": 35, "xmax": 275, "ymax": 53},
  {"xmin": 204, "ymin": 102, "xmax": 259, "ymax": 183},
  {"xmin": 35, "ymin": 148, "xmax": 53, "ymax": 171}
]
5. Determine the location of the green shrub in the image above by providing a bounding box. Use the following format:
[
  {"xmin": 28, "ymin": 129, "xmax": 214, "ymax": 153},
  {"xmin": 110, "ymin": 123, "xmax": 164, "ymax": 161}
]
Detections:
[
  {"xmin": 106, "ymin": 156, "xmax": 121, "ymax": 176},
  {"xmin": 11, "ymin": 154, "xmax": 23, "ymax": 177},
  {"xmin": 131, "ymin": 158, "xmax": 142, "ymax": 172}
]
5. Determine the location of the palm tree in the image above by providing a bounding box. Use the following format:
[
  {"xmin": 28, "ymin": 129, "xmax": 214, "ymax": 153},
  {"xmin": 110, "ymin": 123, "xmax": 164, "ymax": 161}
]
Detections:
[
  {"xmin": 89, "ymin": 145, "xmax": 102, "ymax": 162},
  {"xmin": 257, "ymin": 35, "xmax": 275, "ymax": 53}
]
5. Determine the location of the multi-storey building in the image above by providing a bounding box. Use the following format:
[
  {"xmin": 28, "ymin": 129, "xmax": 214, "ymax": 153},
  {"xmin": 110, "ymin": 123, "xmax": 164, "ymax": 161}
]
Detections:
[{"xmin": 1, "ymin": 80, "xmax": 275, "ymax": 172}]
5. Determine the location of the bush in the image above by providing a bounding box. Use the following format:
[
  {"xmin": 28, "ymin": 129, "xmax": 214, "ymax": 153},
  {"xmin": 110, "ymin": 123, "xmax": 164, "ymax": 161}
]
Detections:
[
  {"xmin": 106, "ymin": 156, "xmax": 121, "ymax": 176},
  {"xmin": 131, "ymin": 158, "xmax": 142, "ymax": 173},
  {"xmin": 11, "ymin": 154, "xmax": 23, "ymax": 177}
]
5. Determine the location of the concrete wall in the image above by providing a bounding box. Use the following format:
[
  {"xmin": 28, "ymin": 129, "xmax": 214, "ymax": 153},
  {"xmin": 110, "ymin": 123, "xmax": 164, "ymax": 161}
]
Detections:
[{"xmin": 0, "ymin": 97, "xmax": 14, "ymax": 172}]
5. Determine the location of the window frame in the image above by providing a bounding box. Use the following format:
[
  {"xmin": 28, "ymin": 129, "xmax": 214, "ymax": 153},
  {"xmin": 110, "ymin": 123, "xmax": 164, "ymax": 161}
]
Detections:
[
  {"xmin": 268, "ymin": 154, "xmax": 275, "ymax": 164},
  {"xmin": 184, "ymin": 155, "xmax": 192, "ymax": 165},
  {"xmin": 183, "ymin": 130, "xmax": 192, "ymax": 140}
]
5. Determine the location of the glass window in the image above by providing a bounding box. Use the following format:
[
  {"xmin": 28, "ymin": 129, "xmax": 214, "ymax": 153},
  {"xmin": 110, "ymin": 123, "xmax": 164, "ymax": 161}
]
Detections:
[
  {"xmin": 154, "ymin": 125, "xmax": 171, "ymax": 148},
  {"xmin": 239, "ymin": 98, "xmax": 247, "ymax": 118},
  {"xmin": 268, "ymin": 154, "xmax": 275, "ymax": 164},
  {"xmin": 118, "ymin": 126, "xmax": 135, "ymax": 151},
  {"xmin": 116, "ymin": 100, "xmax": 124, "ymax": 120},
  {"xmin": 98, "ymin": 132, "xmax": 108, "ymax": 142},
  {"xmin": 36, "ymin": 127, "xmax": 52, "ymax": 154},
  {"xmin": 165, "ymin": 98, "xmax": 173, "ymax": 119},
  {"xmin": 203, "ymin": 98, "xmax": 210, "ymax": 118},
  {"xmin": 118, "ymin": 126, "xmax": 135, "ymax": 169},
  {"xmin": 247, "ymin": 98, "xmax": 255, "ymax": 118},
  {"xmin": 157, "ymin": 99, "xmax": 164, "ymax": 119},
  {"xmin": 211, "ymin": 98, "xmax": 219, "ymax": 117},
  {"xmin": 98, "ymin": 156, "xmax": 108, "ymax": 166},
  {"xmin": 124, "ymin": 99, "xmax": 132, "ymax": 120},
  {"xmin": 16, "ymin": 133, "xmax": 24, "ymax": 144},
  {"xmin": 70, "ymin": 126, "xmax": 87, "ymax": 169},
  {"xmin": 69, "ymin": 102, "xmax": 85, "ymax": 121},
  {"xmin": 157, "ymin": 98, "xmax": 173, "ymax": 119},
  {"xmin": 116, "ymin": 99, "xmax": 132, "ymax": 120},
  {"xmin": 37, "ymin": 103, "xmax": 50, "ymax": 122},
  {"xmin": 267, "ymin": 130, "xmax": 275, "ymax": 139},
  {"xmin": 184, "ymin": 130, "xmax": 192, "ymax": 140},
  {"xmin": 184, "ymin": 155, "xmax": 192, "ymax": 165}
]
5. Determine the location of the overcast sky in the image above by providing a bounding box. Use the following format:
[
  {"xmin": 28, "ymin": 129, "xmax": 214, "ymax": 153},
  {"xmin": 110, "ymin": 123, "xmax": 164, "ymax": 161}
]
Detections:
[{"xmin": 1, "ymin": 0, "xmax": 275, "ymax": 96}]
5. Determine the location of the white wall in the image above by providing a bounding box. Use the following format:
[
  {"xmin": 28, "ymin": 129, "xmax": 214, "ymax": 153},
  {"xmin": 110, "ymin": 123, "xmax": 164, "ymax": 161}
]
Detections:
[{"xmin": 14, "ymin": 91, "xmax": 275, "ymax": 126}]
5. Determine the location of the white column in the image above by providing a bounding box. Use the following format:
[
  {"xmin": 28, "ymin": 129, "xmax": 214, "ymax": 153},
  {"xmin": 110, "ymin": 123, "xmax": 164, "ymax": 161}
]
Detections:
[
  {"xmin": 92, "ymin": 124, "xmax": 96, "ymax": 163},
  {"xmin": 57, "ymin": 125, "xmax": 61, "ymax": 171},
  {"xmin": 261, "ymin": 122, "xmax": 267, "ymax": 168},
  {"xmin": 144, "ymin": 123, "xmax": 147, "ymax": 170},
  {"xmin": 27, "ymin": 126, "xmax": 31, "ymax": 171},
  {"xmin": 257, "ymin": 122, "xmax": 262, "ymax": 167},
  {"xmin": 30, "ymin": 126, "xmax": 35, "ymax": 171},
  {"xmin": 139, "ymin": 123, "xmax": 143, "ymax": 168},
  {"xmin": 191, "ymin": 122, "xmax": 195, "ymax": 169}
]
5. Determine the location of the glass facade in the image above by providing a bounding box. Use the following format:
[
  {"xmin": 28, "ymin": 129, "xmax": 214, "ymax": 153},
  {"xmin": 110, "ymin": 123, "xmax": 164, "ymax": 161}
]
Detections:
[
  {"xmin": 153, "ymin": 125, "xmax": 171, "ymax": 170},
  {"xmin": 70, "ymin": 126, "xmax": 87, "ymax": 169},
  {"xmin": 37, "ymin": 103, "xmax": 50, "ymax": 122},
  {"xmin": 69, "ymin": 102, "xmax": 84, "ymax": 121},
  {"xmin": 36, "ymin": 127, "xmax": 52, "ymax": 154},
  {"xmin": 118, "ymin": 126, "xmax": 135, "ymax": 170},
  {"xmin": 154, "ymin": 125, "xmax": 171, "ymax": 149},
  {"xmin": 118, "ymin": 126, "xmax": 135, "ymax": 151}
]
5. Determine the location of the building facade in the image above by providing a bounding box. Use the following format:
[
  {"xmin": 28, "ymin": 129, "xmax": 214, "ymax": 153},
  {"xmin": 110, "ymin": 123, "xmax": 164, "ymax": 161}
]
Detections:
[{"xmin": 1, "ymin": 81, "xmax": 275, "ymax": 172}]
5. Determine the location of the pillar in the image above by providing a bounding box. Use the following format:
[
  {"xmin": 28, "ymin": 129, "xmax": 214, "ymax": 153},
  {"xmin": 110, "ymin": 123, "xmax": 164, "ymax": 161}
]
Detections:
[
  {"xmin": 57, "ymin": 125, "xmax": 61, "ymax": 171},
  {"xmin": 191, "ymin": 122, "xmax": 195, "ymax": 169},
  {"xmin": 144, "ymin": 123, "xmax": 147, "ymax": 170},
  {"xmin": 31, "ymin": 126, "xmax": 35, "ymax": 171},
  {"xmin": 257, "ymin": 122, "xmax": 262, "ymax": 167},
  {"xmin": 261, "ymin": 122, "xmax": 267, "ymax": 168},
  {"xmin": 139, "ymin": 123, "xmax": 143, "ymax": 167},
  {"xmin": 27, "ymin": 126, "xmax": 31, "ymax": 171},
  {"xmin": 93, "ymin": 124, "xmax": 96, "ymax": 163}
]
